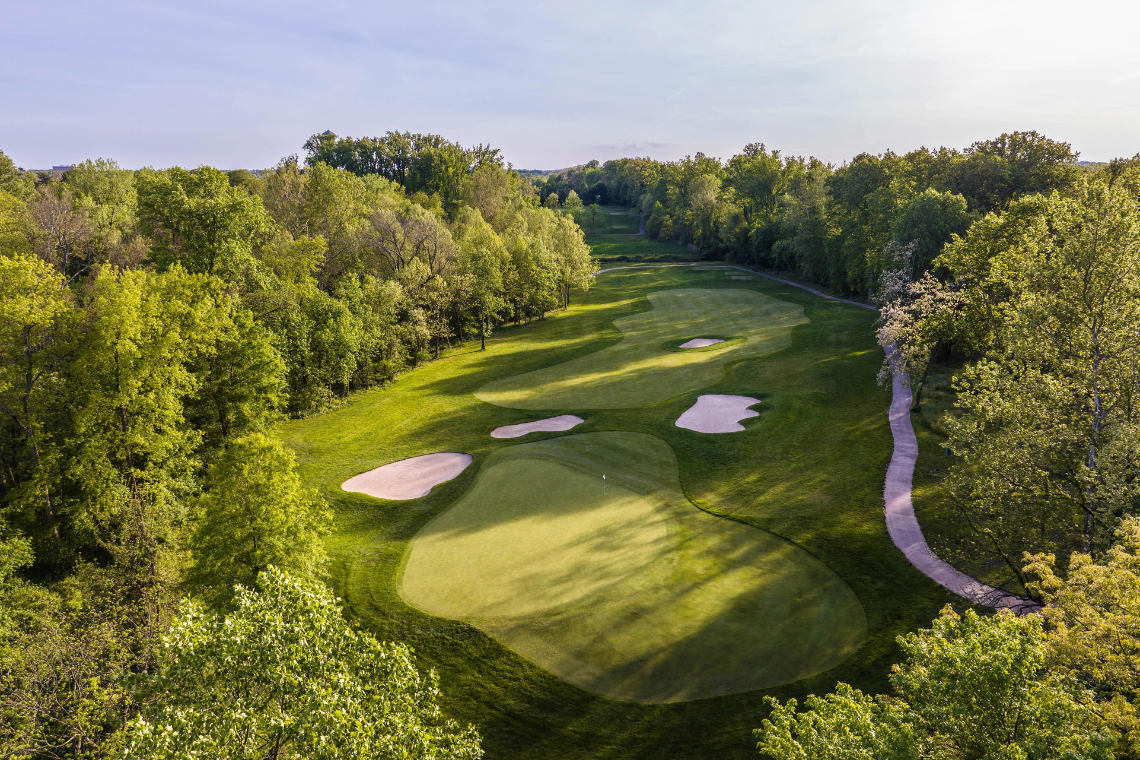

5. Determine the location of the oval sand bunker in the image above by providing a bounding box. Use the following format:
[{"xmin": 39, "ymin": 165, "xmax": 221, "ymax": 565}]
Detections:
[
  {"xmin": 679, "ymin": 338, "xmax": 725, "ymax": 349},
  {"xmin": 342, "ymin": 453, "xmax": 472, "ymax": 500},
  {"xmin": 491, "ymin": 415, "xmax": 584, "ymax": 439},
  {"xmin": 675, "ymin": 395, "xmax": 761, "ymax": 433}
]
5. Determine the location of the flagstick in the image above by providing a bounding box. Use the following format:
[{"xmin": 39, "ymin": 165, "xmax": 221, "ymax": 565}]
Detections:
[{"xmin": 603, "ymin": 473, "xmax": 606, "ymax": 495}]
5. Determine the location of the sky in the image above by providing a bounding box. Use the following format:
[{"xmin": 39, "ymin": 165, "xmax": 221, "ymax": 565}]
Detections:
[{"xmin": 3, "ymin": 0, "xmax": 1140, "ymax": 171}]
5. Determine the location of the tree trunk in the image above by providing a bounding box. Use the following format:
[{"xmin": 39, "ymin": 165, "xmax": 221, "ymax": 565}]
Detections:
[{"xmin": 480, "ymin": 313, "xmax": 486, "ymax": 351}]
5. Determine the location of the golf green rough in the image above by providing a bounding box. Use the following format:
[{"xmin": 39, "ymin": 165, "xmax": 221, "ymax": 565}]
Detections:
[
  {"xmin": 399, "ymin": 432, "xmax": 867, "ymax": 703},
  {"xmin": 475, "ymin": 288, "xmax": 809, "ymax": 410}
]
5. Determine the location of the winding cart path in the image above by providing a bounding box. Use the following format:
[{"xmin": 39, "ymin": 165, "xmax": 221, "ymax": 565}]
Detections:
[{"xmin": 595, "ymin": 262, "xmax": 1038, "ymax": 612}]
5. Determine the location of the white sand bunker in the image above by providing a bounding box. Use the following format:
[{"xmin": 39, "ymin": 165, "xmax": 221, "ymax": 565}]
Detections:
[
  {"xmin": 491, "ymin": 415, "xmax": 584, "ymax": 439},
  {"xmin": 679, "ymin": 338, "xmax": 725, "ymax": 349},
  {"xmin": 342, "ymin": 453, "xmax": 472, "ymax": 500},
  {"xmin": 675, "ymin": 395, "xmax": 761, "ymax": 433}
]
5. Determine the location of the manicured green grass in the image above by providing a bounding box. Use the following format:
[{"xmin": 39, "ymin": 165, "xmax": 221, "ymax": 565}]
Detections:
[
  {"xmin": 589, "ymin": 235, "xmax": 699, "ymax": 265},
  {"xmin": 399, "ymin": 431, "xmax": 866, "ymax": 703},
  {"xmin": 476, "ymin": 288, "xmax": 808, "ymax": 409},
  {"xmin": 279, "ymin": 266, "xmax": 953, "ymax": 760},
  {"xmin": 580, "ymin": 205, "xmax": 642, "ymax": 235}
]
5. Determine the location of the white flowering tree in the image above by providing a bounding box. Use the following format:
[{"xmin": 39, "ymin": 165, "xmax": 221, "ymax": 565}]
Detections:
[{"xmin": 873, "ymin": 241, "xmax": 962, "ymax": 406}]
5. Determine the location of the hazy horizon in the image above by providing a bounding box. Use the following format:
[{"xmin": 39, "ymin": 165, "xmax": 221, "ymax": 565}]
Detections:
[{"xmin": 3, "ymin": 0, "xmax": 1139, "ymax": 171}]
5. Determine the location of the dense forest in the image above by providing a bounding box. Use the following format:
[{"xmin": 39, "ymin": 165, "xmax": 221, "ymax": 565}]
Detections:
[
  {"xmin": 536, "ymin": 131, "xmax": 1113, "ymax": 296},
  {"xmin": 5, "ymin": 129, "xmax": 1140, "ymax": 759},
  {"xmin": 0, "ymin": 136, "xmax": 590, "ymax": 758}
]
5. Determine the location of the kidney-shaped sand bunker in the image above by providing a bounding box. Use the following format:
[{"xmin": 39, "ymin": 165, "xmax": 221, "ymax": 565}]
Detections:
[
  {"xmin": 675, "ymin": 395, "xmax": 761, "ymax": 433},
  {"xmin": 399, "ymin": 432, "xmax": 866, "ymax": 703}
]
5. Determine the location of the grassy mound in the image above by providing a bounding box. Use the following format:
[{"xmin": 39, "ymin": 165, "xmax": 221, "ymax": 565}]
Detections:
[
  {"xmin": 589, "ymin": 236, "xmax": 697, "ymax": 264},
  {"xmin": 400, "ymin": 432, "xmax": 866, "ymax": 703},
  {"xmin": 580, "ymin": 206, "xmax": 642, "ymax": 235},
  {"xmin": 475, "ymin": 288, "xmax": 808, "ymax": 409}
]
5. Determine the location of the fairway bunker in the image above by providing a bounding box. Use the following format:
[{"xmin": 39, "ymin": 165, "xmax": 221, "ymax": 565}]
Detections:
[
  {"xmin": 342, "ymin": 453, "xmax": 472, "ymax": 500},
  {"xmin": 399, "ymin": 432, "xmax": 866, "ymax": 703},
  {"xmin": 675, "ymin": 395, "xmax": 762, "ymax": 433},
  {"xmin": 476, "ymin": 288, "xmax": 808, "ymax": 410},
  {"xmin": 491, "ymin": 414, "xmax": 584, "ymax": 439},
  {"xmin": 679, "ymin": 338, "xmax": 724, "ymax": 349}
]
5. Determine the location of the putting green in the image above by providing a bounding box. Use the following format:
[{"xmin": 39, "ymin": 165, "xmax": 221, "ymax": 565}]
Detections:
[
  {"xmin": 475, "ymin": 288, "xmax": 809, "ymax": 409},
  {"xmin": 398, "ymin": 432, "xmax": 867, "ymax": 703}
]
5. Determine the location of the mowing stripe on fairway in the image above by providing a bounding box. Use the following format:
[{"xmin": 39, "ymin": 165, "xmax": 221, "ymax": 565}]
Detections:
[
  {"xmin": 475, "ymin": 288, "xmax": 808, "ymax": 410},
  {"xmin": 398, "ymin": 432, "xmax": 868, "ymax": 703}
]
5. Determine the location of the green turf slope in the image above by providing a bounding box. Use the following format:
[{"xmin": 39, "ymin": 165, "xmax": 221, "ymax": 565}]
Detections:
[
  {"xmin": 279, "ymin": 266, "xmax": 952, "ymax": 760},
  {"xmin": 399, "ymin": 432, "xmax": 867, "ymax": 703},
  {"xmin": 581, "ymin": 206, "xmax": 642, "ymax": 235},
  {"xmin": 475, "ymin": 288, "xmax": 808, "ymax": 409}
]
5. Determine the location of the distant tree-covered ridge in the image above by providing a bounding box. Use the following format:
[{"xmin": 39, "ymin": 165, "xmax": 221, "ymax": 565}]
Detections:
[{"xmin": 534, "ymin": 132, "xmax": 1106, "ymax": 296}]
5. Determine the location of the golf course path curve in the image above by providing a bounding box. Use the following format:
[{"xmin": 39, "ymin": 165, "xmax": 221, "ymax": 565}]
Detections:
[
  {"xmin": 885, "ymin": 368, "xmax": 1039, "ymax": 613},
  {"xmin": 594, "ymin": 263, "xmax": 1038, "ymax": 611}
]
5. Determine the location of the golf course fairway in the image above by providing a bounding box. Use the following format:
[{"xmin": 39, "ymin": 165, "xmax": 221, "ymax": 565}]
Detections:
[
  {"xmin": 475, "ymin": 288, "xmax": 808, "ymax": 409},
  {"xmin": 398, "ymin": 431, "xmax": 867, "ymax": 703}
]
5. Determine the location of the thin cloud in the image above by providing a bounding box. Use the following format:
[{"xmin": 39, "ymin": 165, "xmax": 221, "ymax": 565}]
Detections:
[{"xmin": 2, "ymin": 0, "xmax": 1139, "ymax": 167}]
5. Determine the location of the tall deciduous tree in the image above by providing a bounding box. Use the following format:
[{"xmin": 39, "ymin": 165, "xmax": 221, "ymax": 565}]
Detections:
[
  {"xmin": 63, "ymin": 158, "xmax": 139, "ymax": 264},
  {"xmin": 185, "ymin": 434, "xmax": 330, "ymax": 609},
  {"xmin": 890, "ymin": 188, "xmax": 973, "ymax": 278},
  {"xmin": 137, "ymin": 166, "xmax": 271, "ymax": 281},
  {"xmin": 28, "ymin": 187, "xmax": 93, "ymax": 284},
  {"xmin": 937, "ymin": 183, "xmax": 1140, "ymax": 583},
  {"xmin": 0, "ymin": 254, "xmax": 72, "ymax": 535},
  {"xmin": 120, "ymin": 568, "xmax": 482, "ymax": 760},
  {"xmin": 757, "ymin": 607, "xmax": 1113, "ymax": 760},
  {"xmin": 724, "ymin": 142, "xmax": 785, "ymax": 226},
  {"xmin": 545, "ymin": 209, "xmax": 593, "ymax": 308}
]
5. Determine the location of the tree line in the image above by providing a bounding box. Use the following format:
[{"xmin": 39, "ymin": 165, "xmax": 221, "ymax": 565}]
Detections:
[
  {"xmin": 6, "ymin": 128, "xmax": 1140, "ymax": 758},
  {"xmin": 0, "ymin": 134, "xmax": 595, "ymax": 758},
  {"xmin": 752, "ymin": 143, "xmax": 1140, "ymax": 758},
  {"xmin": 530, "ymin": 134, "xmax": 1140, "ymax": 758},
  {"xmin": 536, "ymin": 131, "xmax": 1090, "ymax": 295}
]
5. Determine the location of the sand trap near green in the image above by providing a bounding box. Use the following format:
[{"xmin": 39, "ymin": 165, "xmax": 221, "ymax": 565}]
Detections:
[
  {"xmin": 399, "ymin": 432, "xmax": 866, "ymax": 703},
  {"xmin": 475, "ymin": 288, "xmax": 808, "ymax": 410}
]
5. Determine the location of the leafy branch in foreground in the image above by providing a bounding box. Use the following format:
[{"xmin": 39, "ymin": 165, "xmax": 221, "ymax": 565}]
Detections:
[
  {"xmin": 120, "ymin": 567, "xmax": 482, "ymax": 760},
  {"xmin": 1028, "ymin": 517, "xmax": 1140, "ymax": 757},
  {"xmin": 756, "ymin": 606, "xmax": 1114, "ymax": 760}
]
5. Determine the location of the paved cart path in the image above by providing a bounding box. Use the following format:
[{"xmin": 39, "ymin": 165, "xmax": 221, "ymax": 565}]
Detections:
[{"xmin": 596, "ymin": 263, "xmax": 1038, "ymax": 612}]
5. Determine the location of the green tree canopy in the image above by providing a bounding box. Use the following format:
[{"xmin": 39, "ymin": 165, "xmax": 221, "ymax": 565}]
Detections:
[
  {"xmin": 1028, "ymin": 517, "xmax": 1140, "ymax": 755},
  {"xmin": 937, "ymin": 182, "xmax": 1140, "ymax": 582},
  {"xmin": 0, "ymin": 149, "xmax": 34, "ymax": 201},
  {"xmin": 891, "ymin": 188, "xmax": 973, "ymax": 277},
  {"xmin": 138, "ymin": 166, "xmax": 272, "ymax": 281},
  {"xmin": 120, "ymin": 568, "xmax": 482, "ymax": 760},
  {"xmin": 757, "ymin": 607, "xmax": 1114, "ymax": 760},
  {"xmin": 185, "ymin": 433, "xmax": 330, "ymax": 608}
]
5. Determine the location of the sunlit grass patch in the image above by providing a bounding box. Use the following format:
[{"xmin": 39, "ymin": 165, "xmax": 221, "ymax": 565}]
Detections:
[{"xmin": 399, "ymin": 431, "xmax": 866, "ymax": 703}]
